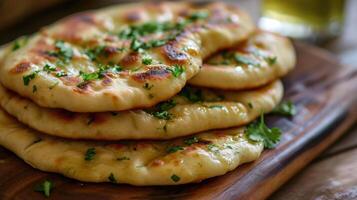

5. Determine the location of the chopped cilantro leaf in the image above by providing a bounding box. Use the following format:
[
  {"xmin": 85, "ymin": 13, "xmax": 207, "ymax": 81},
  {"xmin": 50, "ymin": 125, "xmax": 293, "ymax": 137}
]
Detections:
[
  {"xmin": 248, "ymin": 102, "xmax": 254, "ymax": 109},
  {"xmin": 207, "ymin": 143, "xmax": 220, "ymax": 154},
  {"xmin": 179, "ymin": 87, "xmax": 204, "ymax": 102},
  {"xmin": 146, "ymin": 100, "xmax": 176, "ymax": 120},
  {"xmin": 188, "ymin": 11, "xmax": 209, "ymax": 21},
  {"xmin": 271, "ymin": 100, "xmax": 296, "ymax": 117},
  {"xmin": 34, "ymin": 180, "xmax": 54, "ymax": 198},
  {"xmin": 183, "ymin": 136, "xmax": 199, "ymax": 145},
  {"xmin": 108, "ymin": 173, "xmax": 117, "ymax": 183},
  {"xmin": 246, "ymin": 115, "xmax": 281, "ymax": 149},
  {"xmin": 167, "ymin": 146, "xmax": 184, "ymax": 153},
  {"xmin": 167, "ymin": 65, "xmax": 185, "ymax": 77},
  {"xmin": 48, "ymin": 40, "xmax": 73, "ymax": 63},
  {"xmin": 142, "ymin": 56, "xmax": 153, "ymax": 65},
  {"xmin": 32, "ymin": 85, "xmax": 37, "ymax": 93},
  {"xmin": 171, "ymin": 174, "xmax": 180, "ymax": 182},
  {"xmin": 12, "ymin": 36, "xmax": 28, "ymax": 51},
  {"xmin": 208, "ymin": 105, "xmax": 224, "ymax": 109},
  {"xmin": 23, "ymin": 71, "xmax": 39, "ymax": 86},
  {"xmin": 234, "ymin": 54, "xmax": 260, "ymax": 67},
  {"xmin": 80, "ymin": 71, "xmax": 101, "ymax": 81},
  {"xmin": 43, "ymin": 63, "xmax": 56, "ymax": 72},
  {"xmin": 264, "ymin": 56, "xmax": 277, "ymax": 65},
  {"xmin": 55, "ymin": 71, "xmax": 67, "ymax": 77},
  {"xmin": 117, "ymin": 156, "xmax": 130, "ymax": 161},
  {"xmin": 84, "ymin": 147, "xmax": 96, "ymax": 161}
]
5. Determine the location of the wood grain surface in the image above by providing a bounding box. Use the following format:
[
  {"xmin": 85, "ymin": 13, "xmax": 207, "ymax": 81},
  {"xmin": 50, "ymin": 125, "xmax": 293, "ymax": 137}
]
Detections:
[{"xmin": 0, "ymin": 42, "xmax": 356, "ymax": 200}]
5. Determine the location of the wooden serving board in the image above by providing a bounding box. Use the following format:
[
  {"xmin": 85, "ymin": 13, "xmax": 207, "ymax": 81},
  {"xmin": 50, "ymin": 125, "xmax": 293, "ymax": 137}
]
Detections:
[{"xmin": 0, "ymin": 42, "xmax": 356, "ymax": 200}]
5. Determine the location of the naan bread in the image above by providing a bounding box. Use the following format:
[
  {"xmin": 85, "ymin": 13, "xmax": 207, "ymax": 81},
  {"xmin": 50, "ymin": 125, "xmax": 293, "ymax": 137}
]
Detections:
[
  {"xmin": 188, "ymin": 31, "xmax": 296, "ymax": 89},
  {"xmin": 0, "ymin": 108, "xmax": 263, "ymax": 185},
  {"xmin": 0, "ymin": 2, "xmax": 254, "ymax": 112},
  {"xmin": 0, "ymin": 81, "xmax": 283, "ymax": 140}
]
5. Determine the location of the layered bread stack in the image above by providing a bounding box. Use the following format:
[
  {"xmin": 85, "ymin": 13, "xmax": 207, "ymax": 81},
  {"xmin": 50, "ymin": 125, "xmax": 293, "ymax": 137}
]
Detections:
[{"xmin": 0, "ymin": 2, "xmax": 295, "ymax": 185}]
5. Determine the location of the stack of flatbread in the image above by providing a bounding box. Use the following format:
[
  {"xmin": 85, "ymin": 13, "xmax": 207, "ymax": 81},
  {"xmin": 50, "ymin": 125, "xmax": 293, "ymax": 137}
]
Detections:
[{"xmin": 0, "ymin": 2, "xmax": 295, "ymax": 185}]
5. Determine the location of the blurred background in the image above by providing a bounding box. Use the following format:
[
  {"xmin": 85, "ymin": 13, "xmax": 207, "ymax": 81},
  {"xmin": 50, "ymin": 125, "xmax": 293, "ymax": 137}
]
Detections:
[{"xmin": 0, "ymin": 0, "xmax": 356, "ymax": 199}]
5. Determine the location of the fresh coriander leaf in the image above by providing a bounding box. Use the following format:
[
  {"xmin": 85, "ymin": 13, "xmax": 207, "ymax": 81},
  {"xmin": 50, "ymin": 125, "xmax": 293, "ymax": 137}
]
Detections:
[
  {"xmin": 146, "ymin": 100, "xmax": 176, "ymax": 120},
  {"xmin": 248, "ymin": 102, "xmax": 254, "ymax": 109},
  {"xmin": 171, "ymin": 174, "xmax": 180, "ymax": 182},
  {"xmin": 117, "ymin": 156, "xmax": 130, "ymax": 161},
  {"xmin": 246, "ymin": 115, "xmax": 281, "ymax": 149},
  {"xmin": 32, "ymin": 85, "xmax": 37, "ymax": 93},
  {"xmin": 264, "ymin": 56, "xmax": 277, "ymax": 65},
  {"xmin": 108, "ymin": 173, "xmax": 117, "ymax": 183},
  {"xmin": 188, "ymin": 11, "xmax": 209, "ymax": 21},
  {"xmin": 84, "ymin": 147, "xmax": 96, "ymax": 161},
  {"xmin": 179, "ymin": 87, "xmax": 204, "ymax": 102},
  {"xmin": 183, "ymin": 136, "xmax": 199, "ymax": 145},
  {"xmin": 23, "ymin": 71, "xmax": 39, "ymax": 86},
  {"xmin": 234, "ymin": 54, "xmax": 260, "ymax": 67},
  {"xmin": 55, "ymin": 71, "xmax": 67, "ymax": 77},
  {"xmin": 142, "ymin": 56, "xmax": 153, "ymax": 65},
  {"xmin": 80, "ymin": 71, "xmax": 101, "ymax": 81},
  {"xmin": 271, "ymin": 100, "xmax": 296, "ymax": 117},
  {"xmin": 167, "ymin": 65, "xmax": 184, "ymax": 77},
  {"xmin": 207, "ymin": 143, "xmax": 220, "ymax": 154},
  {"xmin": 43, "ymin": 63, "xmax": 56, "ymax": 72},
  {"xmin": 52, "ymin": 40, "xmax": 73, "ymax": 63},
  {"xmin": 167, "ymin": 146, "xmax": 184, "ymax": 153},
  {"xmin": 34, "ymin": 180, "xmax": 54, "ymax": 198},
  {"xmin": 12, "ymin": 36, "xmax": 28, "ymax": 51}
]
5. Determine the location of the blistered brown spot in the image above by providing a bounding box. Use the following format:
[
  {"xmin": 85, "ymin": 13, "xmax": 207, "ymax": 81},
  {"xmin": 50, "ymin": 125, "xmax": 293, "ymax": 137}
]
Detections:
[
  {"xmin": 101, "ymin": 77, "xmax": 112, "ymax": 86},
  {"xmin": 131, "ymin": 67, "xmax": 170, "ymax": 82},
  {"xmin": 61, "ymin": 76, "xmax": 81, "ymax": 86},
  {"xmin": 103, "ymin": 46, "xmax": 119, "ymax": 57},
  {"xmin": 124, "ymin": 11, "xmax": 143, "ymax": 22},
  {"xmin": 120, "ymin": 52, "xmax": 140, "ymax": 66},
  {"xmin": 73, "ymin": 82, "xmax": 91, "ymax": 94},
  {"xmin": 151, "ymin": 159, "xmax": 165, "ymax": 167},
  {"xmin": 162, "ymin": 43, "xmax": 188, "ymax": 65},
  {"xmin": 51, "ymin": 109, "xmax": 78, "ymax": 122},
  {"xmin": 10, "ymin": 62, "xmax": 31, "ymax": 74}
]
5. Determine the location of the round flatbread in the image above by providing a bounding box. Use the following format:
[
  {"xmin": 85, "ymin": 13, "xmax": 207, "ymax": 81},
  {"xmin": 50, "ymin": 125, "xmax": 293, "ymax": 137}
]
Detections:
[
  {"xmin": 0, "ymin": 80, "xmax": 283, "ymax": 140},
  {"xmin": 188, "ymin": 31, "xmax": 296, "ymax": 89},
  {"xmin": 0, "ymin": 108, "xmax": 263, "ymax": 185},
  {"xmin": 0, "ymin": 2, "xmax": 254, "ymax": 112}
]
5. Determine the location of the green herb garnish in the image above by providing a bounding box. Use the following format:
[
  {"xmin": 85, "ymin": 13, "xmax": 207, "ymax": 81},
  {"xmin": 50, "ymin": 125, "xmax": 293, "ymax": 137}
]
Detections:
[
  {"xmin": 34, "ymin": 180, "xmax": 54, "ymax": 198},
  {"xmin": 234, "ymin": 54, "xmax": 260, "ymax": 67},
  {"xmin": 271, "ymin": 100, "xmax": 296, "ymax": 116},
  {"xmin": 179, "ymin": 87, "xmax": 204, "ymax": 102},
  {"xmin": 32, "ymin": 85, "xmax": 37, "ymax": 93},
  {"xmin": 183, "ymin": 136, "xmax": 199, "ymax": 145},
  {"xmin": 12, "ymin": 36, "xmax": 29, "ymax": 51},
  {"xmin": 171, "ymin": 174, "xmax": 180, "ymax": 182},
  {"xmin": 264, "ymin": 56, "xmax": 277, "ymax": 65},
  {"xmin": 43, "ymin": 63, "xmax": 56, "ymax": 72},
  {"xmin": 108, "ymin": 173, "xmax": 117, "ymax": 183},
  {"xmin": 117, "ymin": 156, "xmax": 130, "ymax": 161},
  {"xmin": 167, "ymin": 146, "xmax": 184, "ymax": 153},
  {"xmin": 208, "ymin": 105, "xmax": 224, "ymax": 109},
  {"xmin": 246, "ymin": 115, "xmax": 281, "ymax": 149},
  {"xmin": 47, "ymin": 40, "xmax": 73, "ymax": 63},
  {"xmin": 167, "ymin": 65, "xmax": 184, "ymax": 77},
  {"xmin": 84, "ymin": 147, "xmax": 96, "ymax": 161},
  {"xmin": 146, "ymin": 100, "xmax": 176, "ymax": 120},
  {"xmin": 23, "ymin": 71, "xmax": 39, "ymax": 86}
]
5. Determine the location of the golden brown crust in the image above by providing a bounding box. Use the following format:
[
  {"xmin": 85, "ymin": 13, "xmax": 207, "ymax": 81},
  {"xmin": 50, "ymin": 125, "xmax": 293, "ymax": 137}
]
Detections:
[{"xmin": 0, "ymin": 2, "xmax": 255, "ymax": 112}]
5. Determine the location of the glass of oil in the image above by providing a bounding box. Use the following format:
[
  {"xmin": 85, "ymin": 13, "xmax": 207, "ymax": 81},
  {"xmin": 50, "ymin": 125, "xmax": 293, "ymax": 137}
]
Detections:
[{"xmin": 259, "ymin": 0, "xmax": 346, "ymax": 43}]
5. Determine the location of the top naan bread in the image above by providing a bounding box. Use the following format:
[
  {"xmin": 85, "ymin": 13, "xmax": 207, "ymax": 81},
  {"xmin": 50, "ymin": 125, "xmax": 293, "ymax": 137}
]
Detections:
[
  {"xmin": 188, "ymin": 31, "xmax": 296, "ymax": 89},
  {"xmin": 0, "ymin": 2, "xmax": 254, "ymax": 112}
]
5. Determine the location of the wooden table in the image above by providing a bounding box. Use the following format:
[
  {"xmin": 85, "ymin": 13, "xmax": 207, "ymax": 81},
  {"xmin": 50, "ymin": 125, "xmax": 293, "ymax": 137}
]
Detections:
[{"xmin": 0, "ymin": 0, "xmax": 356, "ymax": 199}]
